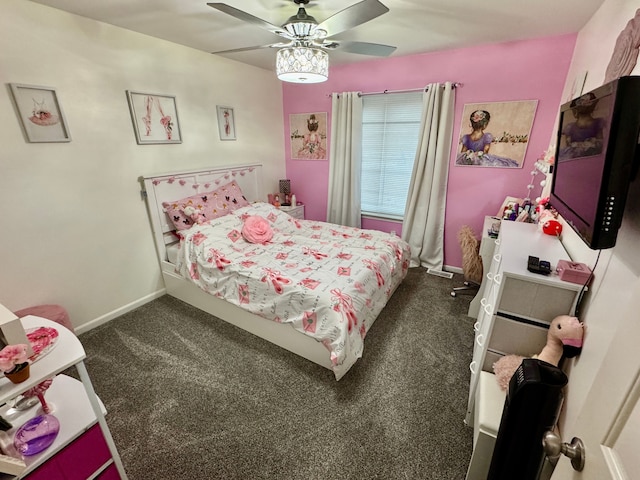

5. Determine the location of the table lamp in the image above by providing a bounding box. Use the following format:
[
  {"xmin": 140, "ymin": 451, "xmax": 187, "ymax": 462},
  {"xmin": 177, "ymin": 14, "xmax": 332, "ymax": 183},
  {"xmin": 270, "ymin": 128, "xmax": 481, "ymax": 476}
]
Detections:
[{"xmin": 279, "ymin": 179, "xmax": 291, "ymax": 206}]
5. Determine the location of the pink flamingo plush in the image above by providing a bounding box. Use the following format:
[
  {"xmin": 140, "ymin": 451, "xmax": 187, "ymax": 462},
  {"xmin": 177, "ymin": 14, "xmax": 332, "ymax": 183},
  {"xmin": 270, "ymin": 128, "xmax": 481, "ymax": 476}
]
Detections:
[{"xmin": 492, "ymin": 315, "xmax": 585, "ymax": 391}]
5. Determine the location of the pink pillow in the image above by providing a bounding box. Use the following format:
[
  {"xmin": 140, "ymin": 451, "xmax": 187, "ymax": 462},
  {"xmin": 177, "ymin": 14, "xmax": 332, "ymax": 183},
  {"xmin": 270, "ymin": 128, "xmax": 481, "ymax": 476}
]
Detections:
[
  {"xmin": 162, "ymin": 181, "xmax": 249, "ymax": 230},
  {"xmin": 242, "ymin": 215, "xmax": 273, "ymax": 244}
]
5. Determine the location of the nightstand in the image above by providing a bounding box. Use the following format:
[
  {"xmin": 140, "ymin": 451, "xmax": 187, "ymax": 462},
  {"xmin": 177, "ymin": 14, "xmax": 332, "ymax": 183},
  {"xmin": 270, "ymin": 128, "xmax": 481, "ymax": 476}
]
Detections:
[{"xmin": 279, "ymin": 205, "xmax": 305, "ymax": 220}]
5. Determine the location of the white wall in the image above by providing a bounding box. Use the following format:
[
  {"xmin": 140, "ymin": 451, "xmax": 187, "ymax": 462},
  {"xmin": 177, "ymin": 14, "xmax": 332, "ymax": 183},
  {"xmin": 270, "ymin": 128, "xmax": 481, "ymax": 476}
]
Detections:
[
  {"xmin": 555, "ymin": 0, "xmax": 640, "ymax": 435},
  {"xmin": 0, "ymin": 0, "xmax": 286, "ymax": 332}
]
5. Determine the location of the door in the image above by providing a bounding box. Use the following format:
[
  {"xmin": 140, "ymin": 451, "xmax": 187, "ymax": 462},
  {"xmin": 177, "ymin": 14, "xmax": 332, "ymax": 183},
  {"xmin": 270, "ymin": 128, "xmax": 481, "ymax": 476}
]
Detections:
[{"xmin": 550, "ymin": 275, "xmax": 640, "ymax": 479}]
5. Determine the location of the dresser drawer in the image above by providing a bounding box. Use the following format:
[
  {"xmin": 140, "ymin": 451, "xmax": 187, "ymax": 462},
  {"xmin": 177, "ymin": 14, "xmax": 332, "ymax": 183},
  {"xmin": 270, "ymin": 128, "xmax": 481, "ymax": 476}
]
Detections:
[
  {"xmin": 25, "ymin": 460, "xmax": 65, "ymax": 480},
  {"xmin": 96, "ymin": 462, "xmax": 120, "ymax": 479},
  {"xmin": 498, "ymin": 277, "xmax": 577, "ymax": 321},
  {"xmin": 55, "ymin": 424, "xmax": 112, "ymax": 480},
  {"xmin": 482, "ymin": 349, "xmax": 503, "ymax": 373},
  {"xmin": 488, "ymin": 315, "xmax": 548, "ymax": 357}
]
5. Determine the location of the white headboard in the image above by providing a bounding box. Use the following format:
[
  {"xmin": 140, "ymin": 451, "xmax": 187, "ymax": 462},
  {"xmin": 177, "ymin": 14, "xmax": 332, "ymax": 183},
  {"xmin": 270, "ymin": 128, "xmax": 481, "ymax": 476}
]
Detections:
[{"xmin": 140, "ymin": 163, "xmax": 263, "ymax": 264}]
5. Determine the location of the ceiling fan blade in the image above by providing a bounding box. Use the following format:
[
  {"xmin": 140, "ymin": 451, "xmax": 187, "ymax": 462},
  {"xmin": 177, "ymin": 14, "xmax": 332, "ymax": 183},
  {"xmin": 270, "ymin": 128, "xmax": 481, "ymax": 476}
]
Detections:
[
  {"xmin": 316, "ymin": 0, "xmax": 389, "ymax": 37},
  {"xmin": 334, "ymin": 41, "xmax": 396, "ymax": 57},
  {"xmin": 207, "ymin": 3, "xmax": 293, "ymax": 40},
  {"xmin": 212, "ymin": 44, "xmax": 284, "ymax": 55}
]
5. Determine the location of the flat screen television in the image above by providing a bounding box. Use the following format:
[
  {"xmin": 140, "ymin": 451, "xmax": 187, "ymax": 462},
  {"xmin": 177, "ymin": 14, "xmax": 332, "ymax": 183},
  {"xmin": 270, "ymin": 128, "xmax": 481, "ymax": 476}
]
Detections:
[{"xmin": 550, "ymin": 76, "xmax": 640, "ymax": 250}]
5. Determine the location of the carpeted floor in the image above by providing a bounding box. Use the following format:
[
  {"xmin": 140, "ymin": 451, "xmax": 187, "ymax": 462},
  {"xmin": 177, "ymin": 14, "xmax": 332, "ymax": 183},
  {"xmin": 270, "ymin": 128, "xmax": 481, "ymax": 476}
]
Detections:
[{"xmin": 77, "ymin": 268, "xmax": 475, "ymax": 479}]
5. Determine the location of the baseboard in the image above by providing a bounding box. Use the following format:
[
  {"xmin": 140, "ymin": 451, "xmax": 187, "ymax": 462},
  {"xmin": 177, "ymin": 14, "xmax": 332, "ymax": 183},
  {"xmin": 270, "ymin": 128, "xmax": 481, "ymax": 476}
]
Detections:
[
  {"xmin": 445, "ymin": 265, "xmax": 463, "ymax": 274},
  {"xmin": 75, "ymin": 288, "xmax": 166, "ymax": 335}
]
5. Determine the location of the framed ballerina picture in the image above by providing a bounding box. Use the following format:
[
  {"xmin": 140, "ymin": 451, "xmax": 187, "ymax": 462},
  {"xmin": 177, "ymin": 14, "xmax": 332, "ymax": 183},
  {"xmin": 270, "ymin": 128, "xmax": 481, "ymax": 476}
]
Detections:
[
  {"xmin": 216, "ymin": 106, "xmax": 236, "ymax": 141},
  {"xmin": 126, "ymin": 91, "xmax": 182, "ymax": 144},
  {"xmin": 290, "ymin": 112, "xmax": 327, "ymax": 160},
  {"xmin": 9, "ymin": 84, "xmax": 71, "ymax": 143},
  {"xmin": 455, "ymin": 100, "xmax": 538, "ymax": 168}
]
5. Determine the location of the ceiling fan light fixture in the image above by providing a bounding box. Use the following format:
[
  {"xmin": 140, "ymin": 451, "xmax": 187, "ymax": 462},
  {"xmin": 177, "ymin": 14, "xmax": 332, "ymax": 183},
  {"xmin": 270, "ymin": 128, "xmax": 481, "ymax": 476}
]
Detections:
[
  {"xmin": 284, "ymin": 20, "xmax": 317, "ymax": 37},
  {"xmin": 276, "ymin": 46, "xmax": 329, "ymax": 84}
]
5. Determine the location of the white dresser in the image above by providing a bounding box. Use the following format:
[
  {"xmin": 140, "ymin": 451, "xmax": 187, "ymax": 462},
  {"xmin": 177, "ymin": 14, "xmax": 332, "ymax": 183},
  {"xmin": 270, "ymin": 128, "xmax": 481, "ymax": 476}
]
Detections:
[
  {"xmin": 468, "ymin": 216, "xmax": 501, "ymax": 318},
  {"xmin": 465, "ymin": 221, "xmax": 583, "ymax": 426}
]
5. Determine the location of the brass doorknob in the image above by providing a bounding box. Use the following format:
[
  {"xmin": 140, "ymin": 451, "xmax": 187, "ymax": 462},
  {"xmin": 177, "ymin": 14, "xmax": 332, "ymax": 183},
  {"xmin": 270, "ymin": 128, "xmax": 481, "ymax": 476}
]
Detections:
[{"xmin": 542, "ymin": 430, "xmax": 585, "ymax": 471}]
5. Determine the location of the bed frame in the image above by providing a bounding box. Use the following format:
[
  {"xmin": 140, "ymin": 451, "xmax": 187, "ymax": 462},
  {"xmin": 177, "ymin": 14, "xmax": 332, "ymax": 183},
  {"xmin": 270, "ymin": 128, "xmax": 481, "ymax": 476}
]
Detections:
[{"xmin": 140, "ymin": 164, "xmax": 334, "ymax": 372}]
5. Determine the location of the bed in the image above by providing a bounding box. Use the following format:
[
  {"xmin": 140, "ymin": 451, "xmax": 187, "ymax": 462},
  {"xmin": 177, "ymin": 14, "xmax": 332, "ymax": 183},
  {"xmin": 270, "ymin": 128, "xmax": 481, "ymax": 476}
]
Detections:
[{"xmin": 141, "ymin": 164, "xmax": 410, "ymax": 379}]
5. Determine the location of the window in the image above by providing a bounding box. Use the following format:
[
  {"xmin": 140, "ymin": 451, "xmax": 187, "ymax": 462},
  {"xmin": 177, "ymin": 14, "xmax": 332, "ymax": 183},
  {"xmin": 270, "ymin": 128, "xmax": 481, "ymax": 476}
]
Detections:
[{"xmin": 361, "ymin": 92, "xmax": 423, "ymax": 219}]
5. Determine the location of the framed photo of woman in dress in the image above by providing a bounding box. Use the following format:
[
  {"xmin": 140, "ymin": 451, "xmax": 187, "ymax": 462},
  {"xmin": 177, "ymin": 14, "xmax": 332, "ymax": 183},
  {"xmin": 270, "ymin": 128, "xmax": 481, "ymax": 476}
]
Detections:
[
  {"xmin": 290, "ymin": 112, "xmax": 327, "ymax": 160},
  {"xmin": 216, "ymin": 106, "xmax": 236, "ymax": 141},
  {"xmin": 455, "ymin": 100, "xmax": 537, "ymax": 168}
]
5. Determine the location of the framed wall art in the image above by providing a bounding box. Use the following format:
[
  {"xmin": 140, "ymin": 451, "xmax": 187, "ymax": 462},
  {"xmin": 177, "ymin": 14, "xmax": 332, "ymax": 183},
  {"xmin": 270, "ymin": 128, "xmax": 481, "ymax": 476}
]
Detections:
[
  {"xmin": 455, "ymin": 100, "xmax": 538, "ymax": 168},
  {"xmin": 290, "ymin": 112, "xmax": 327, "ymax": 160},
  {"xmin": 216, "ymin": 106, "xmax": 236, "ymax": 140},
  {"xmin": 9, "ymin": 83, "xmax": 71, "ymax": 143},
  {"xmin": 126, "ymin": 91, "xmax": 182, "ymax": 144}
]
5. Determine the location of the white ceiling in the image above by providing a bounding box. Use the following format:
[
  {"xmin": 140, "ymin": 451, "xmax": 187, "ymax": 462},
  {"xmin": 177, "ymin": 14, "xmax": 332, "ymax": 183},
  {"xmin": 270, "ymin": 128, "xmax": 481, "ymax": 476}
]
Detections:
[{"xmin": 30, "ymin": 0, "xmax": 606, "ymax": 72}]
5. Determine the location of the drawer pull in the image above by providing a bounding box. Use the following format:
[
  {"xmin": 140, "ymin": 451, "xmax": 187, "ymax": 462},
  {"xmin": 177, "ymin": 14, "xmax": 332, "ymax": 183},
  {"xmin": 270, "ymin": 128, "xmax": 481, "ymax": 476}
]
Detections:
[
  {"xmin": 483, "ymin": 304, "xmax": 493, "ymax": 315},
  {"xmin": 495, "ymin": 239, "xmax": 501, "ymax": 246},
  {"xmin": 494, "ymin": 253, "xmax": 502, "ymax": 262},
  {"xmin": 493, "ymin": 273, "xmax": 502, "ymax": 285},
  {"xmin": 474, "ymin": 322, "xmax": 480, "ymax": 332},
  {"xmin": 470, "ymin": 361, "xmax": 477, "ymax": 375},
  {"xmin": 480, "ymin": 297, "xmax": 488, "ymax": 307},
  {"xmin": 487, "ymin": 272, "xmax": 494, "ymax": 281},
  {"xmin": 476, "ymin": 334, "xmax": 484, "ymax": 347}
]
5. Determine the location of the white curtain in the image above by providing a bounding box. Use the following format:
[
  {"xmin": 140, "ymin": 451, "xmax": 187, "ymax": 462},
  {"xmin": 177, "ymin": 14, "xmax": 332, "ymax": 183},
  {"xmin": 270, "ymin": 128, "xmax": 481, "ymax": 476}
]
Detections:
[
  {"xmin": 402, "ymin": 82, "xmax": 456, "ymax": 269},
  {"xmin": 326, "ymin": 92, "xmax": 363, "ymax": 227}
]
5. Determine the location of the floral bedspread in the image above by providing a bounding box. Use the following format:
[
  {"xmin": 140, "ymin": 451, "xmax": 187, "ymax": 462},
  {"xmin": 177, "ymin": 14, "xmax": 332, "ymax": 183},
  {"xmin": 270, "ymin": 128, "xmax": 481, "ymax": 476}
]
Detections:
[{"xmin": 175, "ymin": 202, "xmax": 411, "ymax": 380}]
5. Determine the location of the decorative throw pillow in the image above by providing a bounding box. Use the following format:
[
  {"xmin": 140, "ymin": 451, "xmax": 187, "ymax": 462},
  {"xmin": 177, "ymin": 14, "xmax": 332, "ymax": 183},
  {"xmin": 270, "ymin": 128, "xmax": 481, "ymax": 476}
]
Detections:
[
  {"xmin": 162, "ymin": 181, "xmax": 249, "ymax": 231},
  {"xmin": 242, "ymin": 215, "xmax": 273, "ymax": 244}
]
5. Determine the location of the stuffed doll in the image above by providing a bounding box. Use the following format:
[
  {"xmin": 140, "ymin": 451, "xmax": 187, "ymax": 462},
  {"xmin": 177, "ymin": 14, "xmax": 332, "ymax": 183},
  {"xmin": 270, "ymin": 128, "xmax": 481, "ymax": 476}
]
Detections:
[
  {"xmin": 492, "ymin": 314, "xmax": 585, "ymax": 391},
  {"xmin": 182, "ymin": 205, "xmax": 206, "ymax": 225}
]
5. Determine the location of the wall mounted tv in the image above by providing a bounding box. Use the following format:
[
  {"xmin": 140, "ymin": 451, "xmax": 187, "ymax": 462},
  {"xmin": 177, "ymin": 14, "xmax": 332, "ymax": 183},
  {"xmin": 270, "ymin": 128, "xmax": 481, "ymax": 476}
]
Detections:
[{"xmin": 550, "ymin": 75, "xmax": 640, "ymax": 250}]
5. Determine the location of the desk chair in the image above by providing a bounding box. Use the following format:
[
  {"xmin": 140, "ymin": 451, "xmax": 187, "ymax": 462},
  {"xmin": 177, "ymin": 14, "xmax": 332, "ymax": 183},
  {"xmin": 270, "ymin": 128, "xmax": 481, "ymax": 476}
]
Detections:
[{"xmin": 451, "ymin": 225, "xmax": 483, "ymax": 297}]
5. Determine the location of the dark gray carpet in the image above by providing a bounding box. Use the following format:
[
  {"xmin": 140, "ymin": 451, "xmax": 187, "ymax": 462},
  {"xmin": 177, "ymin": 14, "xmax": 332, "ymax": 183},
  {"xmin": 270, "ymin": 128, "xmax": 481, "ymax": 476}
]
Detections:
[{"xmin": 77, "ymin": 268, "xmax": 475, "ymax": 479}]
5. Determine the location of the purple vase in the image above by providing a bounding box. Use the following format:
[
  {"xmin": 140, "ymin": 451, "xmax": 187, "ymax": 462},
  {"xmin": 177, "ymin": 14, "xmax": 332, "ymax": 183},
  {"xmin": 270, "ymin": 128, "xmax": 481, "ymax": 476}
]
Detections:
[{"xmin": 14, "ymin": 414, "xmax": 60, "ymax": 456}]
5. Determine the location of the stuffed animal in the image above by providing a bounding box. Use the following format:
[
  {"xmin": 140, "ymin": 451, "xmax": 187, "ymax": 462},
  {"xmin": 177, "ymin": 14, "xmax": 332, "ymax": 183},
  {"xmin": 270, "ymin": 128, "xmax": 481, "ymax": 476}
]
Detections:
[
  {"xmin": 492, "ymin": 314, "xmax": 585, "ymax": 391},
  {"xmin": 542, "ymin": 218, "xmax": 563, "ymax": 236},
  {"xmin": 458, "ymin": 225, "xmax": 483, "ymax": 285},
  {"xmin": 535, "ymin": 197, "xmax": 558, "ymax": 226},
  {"xmin": 182, "ymin": 205, "xmax": 206, "ymax": 225}
]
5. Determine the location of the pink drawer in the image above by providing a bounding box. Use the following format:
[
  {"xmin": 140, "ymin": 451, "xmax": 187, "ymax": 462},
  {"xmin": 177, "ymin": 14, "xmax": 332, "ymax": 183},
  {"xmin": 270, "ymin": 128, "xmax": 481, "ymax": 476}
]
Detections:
[
  {"xmin": 97, "ymin": 462, "xmax": 121, "ymax": 479},
  {"xmin": 55, "ymin": 424, "xmax": 112, "ymax": 480},
  {"xmin": 25, "ymin": 459, "xmax": 65, "ymax": 480}
]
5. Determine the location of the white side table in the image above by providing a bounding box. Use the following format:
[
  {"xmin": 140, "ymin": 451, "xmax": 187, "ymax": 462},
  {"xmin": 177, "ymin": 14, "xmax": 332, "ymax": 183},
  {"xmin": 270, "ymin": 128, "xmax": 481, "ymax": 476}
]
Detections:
[
  {"xmin": 279, "ymin": 205, "xmax": 305, "ymax": 219},
  {"xmin": 0, "ymin": 316, "xmax": 128, "ymax": 479}
]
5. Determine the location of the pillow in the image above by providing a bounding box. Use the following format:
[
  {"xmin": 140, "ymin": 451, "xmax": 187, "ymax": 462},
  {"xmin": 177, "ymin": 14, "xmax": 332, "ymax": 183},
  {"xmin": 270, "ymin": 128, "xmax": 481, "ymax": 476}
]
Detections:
[
  {"xmin": 162, "ymin": 181, "xmax": 249, "ymax": 230},
  {"xmin": 242, "ymin": 215, "xmax": 273, "ymax": 244}
]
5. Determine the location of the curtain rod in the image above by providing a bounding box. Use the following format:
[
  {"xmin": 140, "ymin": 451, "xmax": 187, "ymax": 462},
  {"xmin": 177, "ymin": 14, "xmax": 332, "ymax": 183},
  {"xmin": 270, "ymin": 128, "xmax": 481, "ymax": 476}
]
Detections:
[
  {"xmin": 359, "ymin": 83, "xmax": 461, "ymax": 97},
  {"xmin": 327, "ymin": 83, "xmax": 462, "ymax": 98}
]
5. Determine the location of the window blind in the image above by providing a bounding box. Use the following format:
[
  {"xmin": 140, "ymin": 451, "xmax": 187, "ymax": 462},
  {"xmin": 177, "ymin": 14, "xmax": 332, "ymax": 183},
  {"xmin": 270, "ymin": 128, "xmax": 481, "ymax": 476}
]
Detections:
[{"xmin": 361, "ymin": 92, "xmax": 423, "ymax": 218}]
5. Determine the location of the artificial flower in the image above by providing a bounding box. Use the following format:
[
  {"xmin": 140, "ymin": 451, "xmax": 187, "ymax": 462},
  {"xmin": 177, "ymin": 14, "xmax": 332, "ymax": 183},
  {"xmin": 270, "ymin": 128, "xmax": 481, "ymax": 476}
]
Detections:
[{"xmin": 0, "ymin": 344, "xmax": 29, "ymax": 373}]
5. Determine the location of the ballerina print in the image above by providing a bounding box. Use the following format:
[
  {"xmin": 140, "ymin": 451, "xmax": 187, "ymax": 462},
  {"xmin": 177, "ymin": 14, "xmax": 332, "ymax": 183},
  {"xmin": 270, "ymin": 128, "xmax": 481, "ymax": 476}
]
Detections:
[
  {"xmin": 29, "ymin": 98, "xmax": 60, "ymax": 126},
  {"xmin": 127, "ymin": 91, "xmax": 182, "ymax": 144}
]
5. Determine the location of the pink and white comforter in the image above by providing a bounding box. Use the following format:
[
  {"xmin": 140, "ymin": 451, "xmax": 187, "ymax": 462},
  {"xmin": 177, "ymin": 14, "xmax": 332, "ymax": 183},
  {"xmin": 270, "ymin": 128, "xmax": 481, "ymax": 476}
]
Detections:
[{"xmin": 175, "ymin": 202, "xmax": 411, "ymax": 379}]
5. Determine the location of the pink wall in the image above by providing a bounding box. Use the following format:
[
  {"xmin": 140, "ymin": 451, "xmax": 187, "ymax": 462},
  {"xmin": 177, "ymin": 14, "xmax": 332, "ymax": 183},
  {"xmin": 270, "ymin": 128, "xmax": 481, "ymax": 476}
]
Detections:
[{"xmin": 282, "ymin": 35, "xmax": 576, "ymax": 268}]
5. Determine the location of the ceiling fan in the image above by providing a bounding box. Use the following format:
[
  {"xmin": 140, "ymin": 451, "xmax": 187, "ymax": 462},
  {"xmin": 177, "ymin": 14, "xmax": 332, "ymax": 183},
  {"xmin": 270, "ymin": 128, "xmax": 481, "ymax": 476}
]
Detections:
[{"xmin": 207, "ymin": 0, "xmax": 396, "ymax": 83}]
